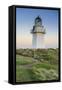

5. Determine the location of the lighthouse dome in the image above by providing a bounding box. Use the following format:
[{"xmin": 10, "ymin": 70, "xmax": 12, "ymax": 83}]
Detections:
[
  {"xmin": 31, "ymin": 16, "xmax": 45, "ymax": 34},
  {"xmin": 35, "ymin": 16, "xmax": 42, "ymax": 26}
]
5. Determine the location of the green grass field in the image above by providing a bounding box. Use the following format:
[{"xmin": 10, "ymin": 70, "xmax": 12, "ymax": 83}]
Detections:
[{"xmin": 16, "ymin": 48, "xmax": 59, "ymax": 82}]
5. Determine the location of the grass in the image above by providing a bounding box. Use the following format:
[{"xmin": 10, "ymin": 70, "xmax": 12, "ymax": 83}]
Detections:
[
  {"xmin": 32, "ymin": 67, "xmax": 58, "ymax": 80},
  {"xmin": 16, "ymin": 48, "xmax": 59, "ymax": 82},
  {"xmin": 16, "ymin": 55, "xmax": 34, "ymax": 65},
  {"xmin": 16, "ymin": 67, "xmax": 34, "ymax": 82},
  {"xmin": 33, "ymin": 63, "xmax": 58, "ymax": 70}
]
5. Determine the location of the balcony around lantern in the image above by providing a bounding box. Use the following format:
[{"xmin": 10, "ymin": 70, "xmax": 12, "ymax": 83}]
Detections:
[{"xmin": 31, "ymin": 26, "xmax": 46, "ymax": 34}]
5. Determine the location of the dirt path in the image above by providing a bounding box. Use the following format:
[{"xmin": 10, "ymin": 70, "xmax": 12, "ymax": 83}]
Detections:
[{"xmin": 17, "ymin": 60, "xmax": 39, "ymax": 69}]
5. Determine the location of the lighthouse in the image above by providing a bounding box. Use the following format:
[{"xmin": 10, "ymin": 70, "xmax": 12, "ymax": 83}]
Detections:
[{"xmin": 31, "ymin": 16, "xmax": 46, "ymax": 48}]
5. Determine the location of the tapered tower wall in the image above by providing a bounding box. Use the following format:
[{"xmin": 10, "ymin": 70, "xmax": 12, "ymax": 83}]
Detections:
[
  {"xmin": 32, "ymin": 33, "xmax": 45, "ymax": 48},
  {"xmin": 31, "ymin": 16, "xmax": 46, "ymax": 49}
]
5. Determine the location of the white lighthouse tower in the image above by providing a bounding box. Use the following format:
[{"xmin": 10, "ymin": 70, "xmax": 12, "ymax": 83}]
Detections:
[{"xmin": 31, "ymin": 16, "xmax": 46, "ymax": 48}]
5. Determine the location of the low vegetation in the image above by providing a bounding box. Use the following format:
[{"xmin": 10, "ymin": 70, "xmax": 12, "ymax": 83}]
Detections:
[{"xmin": 16, "ymin": 48, "xmax": 59, "ymax": 82}]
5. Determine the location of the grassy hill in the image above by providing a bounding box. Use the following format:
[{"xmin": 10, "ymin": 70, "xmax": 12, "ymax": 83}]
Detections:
[{"xmin": 16, "ymin": 48, "xmax": 59, "ymax": 82}]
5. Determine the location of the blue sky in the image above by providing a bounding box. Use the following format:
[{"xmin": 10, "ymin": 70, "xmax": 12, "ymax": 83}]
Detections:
[{"xmin": 16, "ymin": 8, "xmax": 59, "ymax": 49}]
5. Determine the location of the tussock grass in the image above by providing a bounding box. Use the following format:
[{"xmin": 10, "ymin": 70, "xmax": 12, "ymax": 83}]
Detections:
[{"xmin": 16, "ymin": 48, "xmax": 59, "ymax": 82}]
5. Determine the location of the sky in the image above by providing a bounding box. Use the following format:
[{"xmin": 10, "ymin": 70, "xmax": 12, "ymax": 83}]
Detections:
[{"xmin": 16, "ymin": 7, "xmax": 59, "ymax": 49}]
